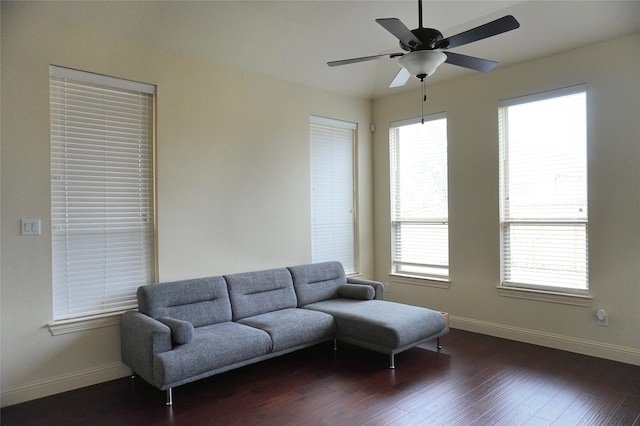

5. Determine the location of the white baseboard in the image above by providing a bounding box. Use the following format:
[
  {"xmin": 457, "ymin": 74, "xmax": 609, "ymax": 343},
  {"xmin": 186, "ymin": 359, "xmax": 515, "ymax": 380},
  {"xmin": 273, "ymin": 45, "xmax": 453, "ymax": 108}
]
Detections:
[
  {"xmin": 1, "ymin": 363, "xmax": 132, "ymax": 407},
  {"xmin": 450, "ymin": 315, "xmax": 640, "ymax": 366}
]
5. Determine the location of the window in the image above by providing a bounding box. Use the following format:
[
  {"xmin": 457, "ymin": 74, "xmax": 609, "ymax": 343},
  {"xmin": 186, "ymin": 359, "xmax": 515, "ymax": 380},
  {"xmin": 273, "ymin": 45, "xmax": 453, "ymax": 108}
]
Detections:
[
  {"xmin": 310, "ymin": 116, "xmax": 357, "ymax": 274},
  {"xmin": 499, "ymin": 86, "xmax": 588, "ymax": 293},
  {"xmin": 390, "ymin": 114, "xmax": 448, "ymax": 279},
  {"xmin": 50, "ymin": 66, "xmax": 156, "ymax": 320}
]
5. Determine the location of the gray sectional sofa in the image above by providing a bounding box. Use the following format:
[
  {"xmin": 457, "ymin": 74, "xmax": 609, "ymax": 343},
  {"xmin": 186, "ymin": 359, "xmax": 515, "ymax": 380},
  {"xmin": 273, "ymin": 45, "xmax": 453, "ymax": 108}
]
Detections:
[{"xmin": 121, "ymin": 261, "xmax": 448, "ymax": 405}]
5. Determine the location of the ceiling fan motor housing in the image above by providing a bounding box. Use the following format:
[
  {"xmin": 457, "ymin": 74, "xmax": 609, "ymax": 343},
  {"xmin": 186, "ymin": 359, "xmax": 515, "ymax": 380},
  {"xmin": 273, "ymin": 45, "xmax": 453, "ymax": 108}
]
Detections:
[{"xmin": 401, "ymin": 27, "xmax": 445, "ymax": 51}]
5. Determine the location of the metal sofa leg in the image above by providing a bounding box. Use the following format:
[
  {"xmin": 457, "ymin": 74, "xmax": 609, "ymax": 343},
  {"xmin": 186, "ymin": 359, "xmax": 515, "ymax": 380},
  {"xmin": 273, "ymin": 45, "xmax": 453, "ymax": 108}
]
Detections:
[
  {"xmin": 390, "ymin": 353, "xmax": 395, "ymax": 369},
  {"xmin": 437, "ymin": 337, "xmax": 442, "ymax": 350},
  {"xmin": 334, "ymin": 339, "xmax": 338, "ymax": 351},
  {"xmin": 166, "ymin": 388, "xmax": 173, "ymax": 406}
]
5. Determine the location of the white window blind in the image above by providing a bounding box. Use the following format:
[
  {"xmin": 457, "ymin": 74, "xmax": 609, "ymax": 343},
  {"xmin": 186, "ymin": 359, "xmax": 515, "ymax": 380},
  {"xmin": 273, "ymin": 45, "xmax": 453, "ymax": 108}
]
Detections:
[
  {"xmin": 390, "ymin": 114, "xmax": 449, "ymax": 279},
  {"xmin": 50, "ymin": 65, "xmax": 156, "ymax": 320},
  {"xmin": 499, "ymin": 86, "xmax": 588, "ymax": 292},
  {"xmin": 310, "ymin": 116, "xmax": 357, "ymax": 274}
]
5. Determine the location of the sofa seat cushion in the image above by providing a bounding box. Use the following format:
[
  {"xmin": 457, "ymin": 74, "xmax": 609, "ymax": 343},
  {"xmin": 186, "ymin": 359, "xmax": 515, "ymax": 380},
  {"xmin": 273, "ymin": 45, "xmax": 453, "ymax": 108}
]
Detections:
[
  {"xmin": 238, "ymin": 308, "xmax": 336, "ymax": 352},
  {"xmin": 303, "ymin": 299, "xmax": 447, "ymax": 351},
  {"xmin": 153, "ymin": 322, "xmax": 271, "ymax": 386}
]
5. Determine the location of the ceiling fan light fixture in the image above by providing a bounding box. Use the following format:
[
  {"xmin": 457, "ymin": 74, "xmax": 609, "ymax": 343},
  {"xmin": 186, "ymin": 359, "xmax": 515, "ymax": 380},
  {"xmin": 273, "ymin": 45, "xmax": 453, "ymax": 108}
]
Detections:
[{"xmin": 398, "ymin": 50, "xmax": 447, "ymax": 79}]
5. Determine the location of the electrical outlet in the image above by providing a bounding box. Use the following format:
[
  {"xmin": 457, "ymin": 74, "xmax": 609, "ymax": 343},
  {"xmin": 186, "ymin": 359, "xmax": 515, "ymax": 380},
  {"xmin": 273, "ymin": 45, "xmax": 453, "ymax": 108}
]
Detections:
[{"xmin": 597, "ymin": 309, "xmax": 608, "ymax": 327}]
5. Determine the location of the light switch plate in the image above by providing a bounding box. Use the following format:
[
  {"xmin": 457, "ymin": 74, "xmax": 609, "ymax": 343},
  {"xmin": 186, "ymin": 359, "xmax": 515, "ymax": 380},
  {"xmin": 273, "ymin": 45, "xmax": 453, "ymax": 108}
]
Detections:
[{"xmin": 21, "ymin": 219, "xmax": 41, "ymax": 236}]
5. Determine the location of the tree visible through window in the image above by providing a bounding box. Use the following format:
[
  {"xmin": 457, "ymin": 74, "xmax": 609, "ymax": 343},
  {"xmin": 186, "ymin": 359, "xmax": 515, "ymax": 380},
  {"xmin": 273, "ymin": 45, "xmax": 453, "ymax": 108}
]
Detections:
[{"xmin": 499, "ymin": 86, "xmax": 588, "ymax": 292}]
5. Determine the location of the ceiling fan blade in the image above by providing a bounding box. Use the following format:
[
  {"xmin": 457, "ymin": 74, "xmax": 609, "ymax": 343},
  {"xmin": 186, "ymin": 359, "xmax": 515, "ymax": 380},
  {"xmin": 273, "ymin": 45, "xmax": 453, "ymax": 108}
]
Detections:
[
  {"xmin": 376, "ymin": 18, "xmax": 422, "ymax": 49},
  {"xmin": 437, "ymin": 15, "xmax": 520, "ymax": 49},
  {"xmin": 444, "ymin": 51, "xmax": 498, "ymax": 72},
  {"xmin": 327, "ymin": 53, "xmax": 403, "ymax": 67},
  {"xmin": 389, "ymin": 67, "xmax": 411, "ymax": 88}
]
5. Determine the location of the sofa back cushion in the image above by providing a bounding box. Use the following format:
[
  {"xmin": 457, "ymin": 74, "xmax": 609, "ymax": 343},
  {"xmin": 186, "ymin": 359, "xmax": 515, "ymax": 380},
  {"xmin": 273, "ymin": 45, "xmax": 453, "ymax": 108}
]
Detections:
[
  {"xmin": 225, "ymin": 268, "xmax": 297, "ymax": 321},
  {"xmin": 137, "ymin": 276, "xmax": 232, "ymax": 327},
  {"xmin": 288, "ymin": 261, "xmax": 347, "ymax": 306}
]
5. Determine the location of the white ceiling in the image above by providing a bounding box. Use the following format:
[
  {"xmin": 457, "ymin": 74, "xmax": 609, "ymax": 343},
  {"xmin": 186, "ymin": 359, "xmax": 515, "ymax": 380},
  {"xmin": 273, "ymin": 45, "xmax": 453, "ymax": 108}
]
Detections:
[{"xmin": 53, "ymin": 0, "xmax": 640, "ymax": 99}]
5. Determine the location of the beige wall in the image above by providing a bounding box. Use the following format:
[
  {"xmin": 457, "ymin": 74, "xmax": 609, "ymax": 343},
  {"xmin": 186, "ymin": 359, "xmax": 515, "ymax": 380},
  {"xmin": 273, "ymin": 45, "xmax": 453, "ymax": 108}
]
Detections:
[
  {"xmin": 2, "ymin": 0, "xmax": 638, "ymax": 408},
  {"xmin": 373, "ymin": 34, "xmax": 640, "ymax": 365},
  {"xmin": 0, "ymin": 2, "xmax": 373, "ymax": 406}
]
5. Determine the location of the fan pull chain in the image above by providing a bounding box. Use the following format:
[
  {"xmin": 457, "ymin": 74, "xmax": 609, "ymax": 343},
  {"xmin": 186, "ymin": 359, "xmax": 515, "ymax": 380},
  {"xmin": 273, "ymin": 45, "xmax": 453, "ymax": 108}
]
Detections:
[{"xmin": 421, "ymin": 78, "xmax": 427, "ymax": 124}]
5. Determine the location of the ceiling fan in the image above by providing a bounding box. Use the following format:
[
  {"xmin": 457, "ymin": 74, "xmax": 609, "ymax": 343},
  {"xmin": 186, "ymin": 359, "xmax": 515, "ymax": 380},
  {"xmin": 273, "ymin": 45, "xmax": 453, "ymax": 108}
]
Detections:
[{"xmin": 328, "ymin": 0, "xmax": 520, "ymax": 88}]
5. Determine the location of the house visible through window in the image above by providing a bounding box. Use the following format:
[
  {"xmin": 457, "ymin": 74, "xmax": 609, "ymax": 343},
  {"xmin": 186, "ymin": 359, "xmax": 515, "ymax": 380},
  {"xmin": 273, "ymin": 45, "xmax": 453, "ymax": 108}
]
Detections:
[
  {"xmin": 499, "ymin": 85, "xmax": 588, "ymax": 293},
  {"xmin": 50, "ymin": 65, "xmax": 156, "ymax": 320},
  {"xmin": 310, "ymin": 116, "xmax": 357, "ymax": 274},
  {"xmin": 390, "ymin": 114, "xmax": 449, "ymax": 279}
]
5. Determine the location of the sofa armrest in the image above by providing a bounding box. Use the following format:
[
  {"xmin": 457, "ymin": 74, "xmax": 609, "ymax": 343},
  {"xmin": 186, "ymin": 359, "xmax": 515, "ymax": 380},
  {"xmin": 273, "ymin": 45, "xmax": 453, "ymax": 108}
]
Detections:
[
  {"xmin": 347, "ymin": 277, "xmax": 385, "ymax": 300},
  {"xmin": 158, "ymin": 317, "xmax": 194, "ymax": 345},
  {"xmin": 121, "ymin": 310, "xmax": 172, "ymax": 386}
]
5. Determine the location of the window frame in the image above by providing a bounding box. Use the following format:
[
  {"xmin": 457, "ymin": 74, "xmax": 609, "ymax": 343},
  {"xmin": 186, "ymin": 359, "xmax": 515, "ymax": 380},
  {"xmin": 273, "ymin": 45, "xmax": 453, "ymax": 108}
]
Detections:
[
  {"xmin": 309, "ymin": 115, "xmax": 358, "ymax": 275},
  {"xmin": 389, "ymin": 113, "xmax": 449, "ymax": 281},
  {"xmin": 49, "ymin": 65, "xmax": 157, "ymax": 324},
  {"xmin": 498, "ymin": 85, "xmax": 589, "ymax": 295}
]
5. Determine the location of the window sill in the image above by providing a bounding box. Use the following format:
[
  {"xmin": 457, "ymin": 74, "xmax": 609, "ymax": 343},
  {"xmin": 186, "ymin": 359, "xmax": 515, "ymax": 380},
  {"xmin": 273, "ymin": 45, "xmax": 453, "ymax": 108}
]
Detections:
[
  {"xmin": 47, "ymin": 311, "xmax": 126, "ymax": 336},
  {"xmin": 390, "ymin": 274, "xmax": 451, "ymax": 289},
  {"xmin": 496, "ymin": 285, "xmax": 592, "ymax": 307}
]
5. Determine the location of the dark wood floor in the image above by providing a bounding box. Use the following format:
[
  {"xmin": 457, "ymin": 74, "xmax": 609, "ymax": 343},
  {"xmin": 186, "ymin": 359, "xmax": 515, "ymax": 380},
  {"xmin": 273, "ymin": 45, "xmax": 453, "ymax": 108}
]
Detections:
[{"xmin": 3, "ymin": 329, "xmax": 639, "ymax": 425}]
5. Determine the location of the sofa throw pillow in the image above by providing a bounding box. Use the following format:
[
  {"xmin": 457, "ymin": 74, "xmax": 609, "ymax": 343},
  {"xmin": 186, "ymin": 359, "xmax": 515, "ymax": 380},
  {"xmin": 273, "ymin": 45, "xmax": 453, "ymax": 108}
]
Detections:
[
  {"xmin": 159, "ymin": 317, "xmax": 194, "ymax": 345},
  {"xmin": 338, "ymin": 284, "xmax": 375, "ymax": 300}
]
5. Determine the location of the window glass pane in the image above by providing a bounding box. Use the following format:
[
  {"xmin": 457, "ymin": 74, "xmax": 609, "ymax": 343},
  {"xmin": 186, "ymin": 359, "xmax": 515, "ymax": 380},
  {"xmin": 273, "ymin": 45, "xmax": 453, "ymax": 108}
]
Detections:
[
  {"xmin": 393, "ymin": 222, "xmax": 449, "ymax": 277},
  {"xmin": 503, "ymin": 92, "xmax": 587, "ymax": 220},
  {"xmin": 395, "ymin": 120, "xmax": 448, "ymax": 220},
  {"xmin": 504, "ymin": 223, "xmax": 588, "ymax": 290}
]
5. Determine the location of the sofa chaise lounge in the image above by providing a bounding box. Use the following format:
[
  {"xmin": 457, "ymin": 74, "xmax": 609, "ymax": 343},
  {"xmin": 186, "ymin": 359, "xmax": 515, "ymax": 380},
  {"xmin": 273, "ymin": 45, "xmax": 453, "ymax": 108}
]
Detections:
[{"xmin": 121, "ymin": 261, "xmax": 448, "ymax": 405}]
